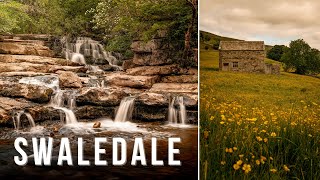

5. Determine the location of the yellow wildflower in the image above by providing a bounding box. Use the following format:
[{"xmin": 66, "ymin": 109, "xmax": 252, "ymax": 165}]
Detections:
[
  {"xmin": 270, "ymin": 168, "xmax": 277, "ymax": 173},
  {"xmin": 256, "ymin": 136, "xmax": 263, "ymax": 142},
  {"xmin": 204, "ymin": 131, "xmax": 209, "ymax": 139},
  {"xmin": 233, "ymin": 164, "xmax": 240, "ymax": 170},
  {"xmin": 236, "ymin": 160, "xmax": 243, "ymax": 166},
  {"xmin": 264, "ymin": 138, "xmax": 268, "ymax": 143},
  {"xmin": 233, "ymin": 147, "xmax": 238, "ymax": 151},
  {"xmin": 220, "ymin": 161, "xmax": 226, "ymax": 165},
  {"xmin": 220, "ymin": 121, "xmax": 225, "ymax": 125},
  {"xmin": 239, "ymin": 154, "xmax": 244, "ymax": 158},
  {"xmin": 221, "ymin": 115, "xmax": 226, "ymax": 121},
  {"xmin": 209, "ymin": 116, "xmax": 214, "ymax": 121},
  {"xmin": 283, "ymin": 165, "xmax": 290, "ymax": 172},
  {"xmin": 256, "ymin": 160, "xmax": 260, "ymax": 165},
  {"xmin": 271, "ymin": 132, "xmax": 277, "ymax": 137},
  {"xmin": 242, "ymin": 164, "xmax": 251, "ymax": 174}
]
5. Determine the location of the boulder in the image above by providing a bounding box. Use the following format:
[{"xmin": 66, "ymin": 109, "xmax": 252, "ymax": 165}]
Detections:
[
  {"xmin": 93, "ymin": 121, "xmax": 101, "ymax": 128},
  {"xmin": 131, "ymin": 39, "xmax": 168, "ymax": 53},
  {"xmin": 149, "ymin": 83, "xmax": 198, "ymax": 94},
  {"xmin": 105, "ymin": 73, "xmax": 159, "ymax": 89},
  {"xmin": 161, "ymin": 75, "xmax": 198, "ymax": 83},
  {"xmin": 126, "ymin": 64, "xmax": 180, "ymax": 76},
  {"xmin": 0, "ymin": 80, "xmax": 53, "ymax": 103},
  {"xmin": 133, "ymin": 50, "xmax": 172, "ymax": 66},
  {"xmin": 122, "ymin": 59, "xmax": 139, "ymax": 70},
  {"xmin": 57, "ymin": 71, "xmax": 82, "ymax": 88},
  {"xmin": 136, "ymin": 93, "xmax": 168, "ymax": 106},
  {"xmin": 76, "ymin": 87, "xmax": 127, "ymax": 106}
]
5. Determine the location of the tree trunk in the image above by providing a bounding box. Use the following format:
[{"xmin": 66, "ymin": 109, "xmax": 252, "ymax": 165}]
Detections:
[{"xmin": 183, "ymin": 0, "xmax": 197, "ymax": 60}]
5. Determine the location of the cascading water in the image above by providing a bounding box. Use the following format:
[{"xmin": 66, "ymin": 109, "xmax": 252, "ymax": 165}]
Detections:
[
  {"xmin": 51, "ymin": 90, "xmax": 78, "ymax": 124},
  {"xmin": 13, "ymin": 110, "xmax": 36, "ymax": 130},
  {"xmin": 114, "ymin": 97, "xmax": 135, "ymax": 122},
  {"xmin": 168, "ymin": 96, "xmax": 187, "ymax": 125},
  {"xmin": 63, "ymin": 37, "xmax": 122, "ymax": 71}
]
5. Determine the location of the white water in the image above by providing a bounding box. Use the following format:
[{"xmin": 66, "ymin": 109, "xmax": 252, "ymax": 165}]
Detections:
[
  {"xmin": 13, "ymin": 111, "xmax": 36, "ymax": 130},
  {"xmin": 19, "ymin": 75, "xmax": 59, "ymax": 91},
  {"xmin": 64, "ymin": 37, "xmax": 122, "ymax": 70},
  {"xmin": 168, "ymin": 96, "xmax": 187, "ymax": 125},
  {"xmin": 114, "ymin": 97, "xmax": 135, "ymax": 122},
  {"xmin": 51, "ymin": 90, "xmax": 78, "ymax": 124}
]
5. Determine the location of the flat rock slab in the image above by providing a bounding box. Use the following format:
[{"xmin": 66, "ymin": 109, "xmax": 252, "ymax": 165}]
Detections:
[
  {"xmin": 0, "ymin": 80, "xmax": 53, "ymax": 103},
  {"xmin": 76, "ymin": 87, "xmax": 127, "ymax": 106},
  {"xmin": 56, "ymin": 71, "xmax": 82, "ymax": 88},
  {"xmin": 126, "ymin": 64, "xmax": 180, "ymax": 76},
  {"xmin": 0, "ymin": 71, "xmax": 50, "ymax": 77},
  {"xmin": 0, "ymin": 55, "xmax": 81, "ymax": 66},
  {"xmin": 161, "ymin": 75, "xmax": 198, "ymax": 83},
  {"xmin": 0, "ymin": 62, "xmax": 87, "ymax": 74},
  {"xmin": 105, "ymin": 73, "xmax": 159, "ymax": 89},
  {"xmin": 149, "ymin": 83, "xmax": 198, "ymax": 94},
  {"xmin": 0, "ymin": 42, "xmax": 53, "ymax": 57}
]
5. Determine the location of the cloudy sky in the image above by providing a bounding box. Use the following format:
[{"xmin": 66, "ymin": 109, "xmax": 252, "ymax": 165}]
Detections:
[{"xmin": 200, "ymin": 0, "xmax": 320, "ymax": 49}]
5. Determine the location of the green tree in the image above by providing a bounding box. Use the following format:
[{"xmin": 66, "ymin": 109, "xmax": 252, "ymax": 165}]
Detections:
[
  {"xmin": 0, "ymin": 1, "xmax": 32, "ymax": 33},
  {"xmin": 281, "ymin": 39, "xmax": 320, "ymax": 75},
  {"xmin": 91, "ymin": 0, "xmax": 197, "ymax": 60},
  {"xmin": 267, "ymin": 45, "xmax": 287, "ymax": 61}
]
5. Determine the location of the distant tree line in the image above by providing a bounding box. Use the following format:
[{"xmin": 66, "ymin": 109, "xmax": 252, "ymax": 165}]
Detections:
[
  {"xmin": 267, "ymin": 39, "xmax": 320, "ymax": 75},
  {"xmin": 0, "ymin": 0, "xmax": 198, "ymax": 62}
]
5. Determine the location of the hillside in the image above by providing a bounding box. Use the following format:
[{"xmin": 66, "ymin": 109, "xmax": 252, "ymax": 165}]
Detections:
[{"xmin": 200, "ymin": 30, "xmax": 273, "ymax": 52}]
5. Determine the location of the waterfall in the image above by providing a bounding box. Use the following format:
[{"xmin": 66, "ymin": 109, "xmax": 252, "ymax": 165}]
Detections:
[
  {"xmin": 13, "ymin": 110, "xmax": 36, "ymax": 130},
  {"xmin": 63, "ymin": 37, "xmax": 122, "ymax": 70},
  {"xmin": 168, "ymin": 96, "xmax": 187, "ymax": 124},
  {"xmin": 168, "ymin": 97, "xmax": 178, "ymax": 124},
  {"xmin": 51, "ymin": 90, "xmax": 78, "ymax": 124},
  {"xmin": 114, "ymin": 97, "xmax": 135, "ymax": 122}
]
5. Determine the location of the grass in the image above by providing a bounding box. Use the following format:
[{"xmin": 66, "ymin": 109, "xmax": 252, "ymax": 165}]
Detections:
[{"xmin": 200, "ymin": 44, "xmax": 320, "ymax": 179}]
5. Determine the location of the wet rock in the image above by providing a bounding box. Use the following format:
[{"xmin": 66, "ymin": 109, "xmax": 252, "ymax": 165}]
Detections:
[
  {"xmin": 0, "ymin": 41, "xmax": 53, "ymax": 57},
  {"xmin": 105, "ymin": 73, "xmax": 159, "ymax": 89},
  {"xmin": 75, "ymin": 106, "xmax": 115, "ymax": 119},
  {"xmin": 149, "ymin": 83, "xmax": 198, "ymax": 94},
  {"xmin": 53, "ymin": 127, "xmax": 59, "ymax": 132},
  {"xmin": 134, "ymin": 106, "xmax": 167, "ymax": 121},
  {"xmin": 161, "ymin": 75, "xmax": 198, "ymax": 83},
  {"xmin": 0, "ymin": 71, "xmax": 50, "ymax": 77},
  {"xmin": 0, "ymin": 80, "xmax": 53, "ymax": 103},
  {"xmin": 136, "ymin": 93, "xmax": 168, "ymax": 106},
  {"xmin": 93, "ymin": 121, "xmax": 101, "ymax": 128},
  {"xmin": 57, "ymin": 71, "xmax": 82, "ymax": 88},
  {"xmin": 76, "ymin": 87, "xmax": 126, "ymax": 106},
  {"xmin": 49, "ymin": 132, "xmax": 54, "ymax": 137},
  {"xmin": 48, "ymin": 65, "xmax": 87, "ymax": 73},
  {"xmin": 126, "ymin": 64, "xmax": 180, "ymax": 76}
]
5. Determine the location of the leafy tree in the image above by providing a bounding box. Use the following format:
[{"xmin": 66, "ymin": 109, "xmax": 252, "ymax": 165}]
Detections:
[
  {"xmin": 91, "ymin": 0, "xmax": 197, "ymax": 60},
  {"xmin": 212, "ymin": 40, "xmax": 220, "ymax": 50},
  {"xmin": 0, "ymin": 1, "xmax": 32, "ymax": 33},
  {"xmin": 267, "ymin": 45, "xmax": 287, "ymax": 61},
  {"xmin": 281, "ymin": 39, "xmax": 320, "ymax": 75}
]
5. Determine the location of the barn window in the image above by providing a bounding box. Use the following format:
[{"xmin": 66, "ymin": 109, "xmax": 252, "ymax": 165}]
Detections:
[
  {"xmin": 233, "ymin": 62, "xmax": 239, "ymax": 68},
  {"xmin": 223, "ymin": 63, "xmax": 229, "ymax": 66}
]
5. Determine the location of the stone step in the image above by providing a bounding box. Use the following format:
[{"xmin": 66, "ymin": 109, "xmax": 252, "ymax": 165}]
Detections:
[
  {"xmin": 0, "ymin": 54, "xmax": 80, "ymax": 66},
  {"xmin": 161, "ymin": 75, "xmax": 198, "ymax": 83},
  {"xmin": 104, "ymin": 73, "xmax": 159, "ymax": 89},
  {"xmin": 0, "ymin": 62, "xmax": 87, "ymax": 74},
  {"xmin": 149, "ymin": 83, "xmax": 198, "ymax": 94},
  {"xmin": 0, "ymin": 41, "xmax": 53, "ymax": 57}
]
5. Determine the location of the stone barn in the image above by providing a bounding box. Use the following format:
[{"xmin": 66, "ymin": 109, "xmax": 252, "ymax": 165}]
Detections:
[{"xmin": 219, "ymin": 41, "xmax": 280, "ymax": 74}]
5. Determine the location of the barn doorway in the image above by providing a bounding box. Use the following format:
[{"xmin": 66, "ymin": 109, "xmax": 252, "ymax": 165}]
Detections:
[{"xmin": 222, "ymin": 63, "xmax": 229, "ymax": 71}]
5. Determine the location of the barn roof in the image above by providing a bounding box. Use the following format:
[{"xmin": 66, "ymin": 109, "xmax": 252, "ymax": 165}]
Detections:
[{"xmin": 219, "ymin": 41, "xmax": 265, "ymax": 51}]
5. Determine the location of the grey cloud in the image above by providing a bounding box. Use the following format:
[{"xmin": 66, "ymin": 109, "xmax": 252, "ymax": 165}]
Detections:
[{"xmin": 200, "ymin": 0, "xmax": 320, "ymax": 48}]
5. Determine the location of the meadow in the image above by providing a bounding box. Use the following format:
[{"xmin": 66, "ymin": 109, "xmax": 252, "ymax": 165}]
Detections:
[{"xmin": 200, "ymin": 48, "xmax": 320, "ymax": 179}]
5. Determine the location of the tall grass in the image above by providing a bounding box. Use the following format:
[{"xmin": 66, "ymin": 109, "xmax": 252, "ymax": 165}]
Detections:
[{"xmin": 200, "ymin": 49, "xmax": 320, "ymax": 179}]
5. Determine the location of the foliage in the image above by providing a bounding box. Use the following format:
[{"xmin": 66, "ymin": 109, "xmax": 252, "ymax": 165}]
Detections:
[
  {"xmin": 0, "ymin": 1, "xmax": 32, "ymax": 33},
  {"xmin": 281, "ymin": 39, "xmax": 320, "ymax": 75},
  {"xmin": 200, "ymin": 48, "xmax": 320, "ymax": 179},
  {"xmin": 267, "ymin": 45, "xmax": 287, "ymax": 61},
  {"xmin": 91, "ymin": 0, "xmax": 197, "ymax": 59}
]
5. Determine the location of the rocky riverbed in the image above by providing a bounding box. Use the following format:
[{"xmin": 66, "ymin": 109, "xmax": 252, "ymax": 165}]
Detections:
[{"xmin": 0, "ymin": 34, "xmax": 198, "ymax": 178}]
